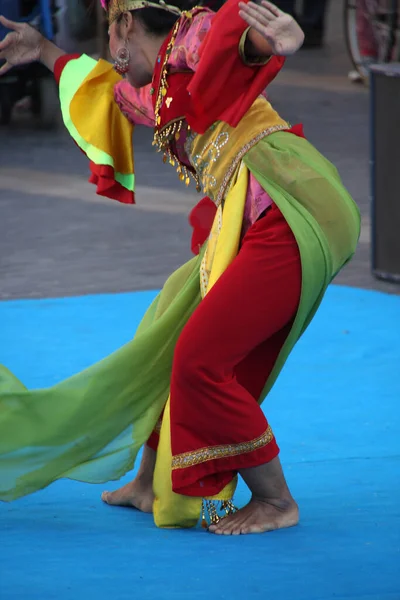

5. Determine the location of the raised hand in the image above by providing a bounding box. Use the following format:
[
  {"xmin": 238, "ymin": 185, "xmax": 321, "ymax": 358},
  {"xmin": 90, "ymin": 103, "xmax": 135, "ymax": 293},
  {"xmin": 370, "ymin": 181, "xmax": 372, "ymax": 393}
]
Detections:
[
  {"xmin": 0, "ymin": 16, "xmax": 44, "ymax": 76},
  {"xmin": 238, "ymin": 1, "xmax": 305, "ymax": 56}
]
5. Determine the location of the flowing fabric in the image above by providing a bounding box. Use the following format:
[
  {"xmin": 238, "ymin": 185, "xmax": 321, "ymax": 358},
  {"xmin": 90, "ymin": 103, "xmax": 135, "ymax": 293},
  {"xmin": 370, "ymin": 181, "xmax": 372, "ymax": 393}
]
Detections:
[
  {"xmin": 0, "ymin": 253, "xmax": 203, "ymax": 500},
  {"xmin": 246, "ymin": 132, "xmax": 361, "ymax": 403}
]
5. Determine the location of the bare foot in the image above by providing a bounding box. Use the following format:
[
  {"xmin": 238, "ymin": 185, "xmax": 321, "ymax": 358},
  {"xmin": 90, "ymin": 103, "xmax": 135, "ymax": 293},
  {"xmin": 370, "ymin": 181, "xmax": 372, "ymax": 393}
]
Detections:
[
  {"xmin": 102, "ymin": 444, "xmax": 156, "ymax": 512},
  {"xmin": 209, "ymin": 455, "xmax": 299, "ymax": 535},
  {"xmin": 208, "ymin": 496, "xmax": 299, "ymax": 535},
  {"xmin": 101, "ymin": 477, "xmax": 155, "ymax": 513}
]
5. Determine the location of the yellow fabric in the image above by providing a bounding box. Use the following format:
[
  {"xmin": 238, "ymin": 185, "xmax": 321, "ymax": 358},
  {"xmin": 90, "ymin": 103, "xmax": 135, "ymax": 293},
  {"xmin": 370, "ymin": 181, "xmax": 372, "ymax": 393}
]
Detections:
[
  {"xmin": 186, "ymin": 97, "xmax": 288, "ymax": 203},
  {"xmin": 153, "ymin": 163, "xmax": 249, "ymax": 528},
  {"xmin": 70, "ymin": 59, "xmax": 134, "ymax": 177},
  {"xmin": 153, "ymin": 402, "xmax": 200, "ymax": 528},
  {"xmin": 60, "ymin": 55, "xmax": 118, "ymax": 168}
]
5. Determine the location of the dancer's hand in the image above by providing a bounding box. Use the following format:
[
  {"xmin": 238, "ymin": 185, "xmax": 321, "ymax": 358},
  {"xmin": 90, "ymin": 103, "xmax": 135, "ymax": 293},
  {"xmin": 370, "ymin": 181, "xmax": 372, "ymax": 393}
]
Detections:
[
  {"xmin": 239, "ymin": 1, "xmax": 304, "ymax": 56},
  {"xmin": 0, "ymin": 16, "xmax": 45, "ymax": 75}
]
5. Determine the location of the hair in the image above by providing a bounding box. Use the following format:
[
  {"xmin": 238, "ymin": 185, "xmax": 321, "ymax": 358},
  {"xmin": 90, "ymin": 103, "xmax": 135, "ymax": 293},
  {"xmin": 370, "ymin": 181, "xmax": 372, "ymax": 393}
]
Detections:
[
  {"xmin": 202, "ymin": 0, "xmax": 227, "ymax": 10},
  {"xmin": 117, "ymin": 0, "xmax": 226, "ymax": 37},
  {"xmin": 116, "ymin": 0, "xmax": 196, "ymax": 37}
]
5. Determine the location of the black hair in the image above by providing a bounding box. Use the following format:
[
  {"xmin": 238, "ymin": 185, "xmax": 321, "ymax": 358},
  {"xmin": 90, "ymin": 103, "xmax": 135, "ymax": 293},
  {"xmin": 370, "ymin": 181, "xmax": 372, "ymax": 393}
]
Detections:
[
  {"xmin": 118, "ymin": 0, "xmax": 226, "ymax": 37},
  {"xmin": 119, "ymin": 0, "xmax": 198, "ymax": 37},
  {"xmin": 202, "ymin": 0, "xmax": 227, "ymax": 11}
]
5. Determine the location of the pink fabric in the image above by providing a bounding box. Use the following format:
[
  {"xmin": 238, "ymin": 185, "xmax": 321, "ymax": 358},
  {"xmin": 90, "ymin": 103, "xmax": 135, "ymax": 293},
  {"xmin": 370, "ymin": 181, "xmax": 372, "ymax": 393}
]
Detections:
[
  {"xmin": 114, "ymin": 83, "xmax": 155, "ymax": 127},
  {"xmin": 170, "ymin": 9, "xmax": 213, "ymax": 72},
  {"xmin": 113, "ymin": 10, "xmax": 273, "ymax": 233},
  {"xmin": 243, "ymin": 176, "xmax": 273, "ymax": 237},
  {"xmin": 113, "ymin": 11, "xmax": 215, "ymax": 127}
]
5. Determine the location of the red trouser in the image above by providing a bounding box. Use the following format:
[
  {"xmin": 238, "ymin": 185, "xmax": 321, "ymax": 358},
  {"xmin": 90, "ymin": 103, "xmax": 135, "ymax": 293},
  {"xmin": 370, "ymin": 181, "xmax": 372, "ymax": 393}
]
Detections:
[{"xmin": 150, "ymin": 204, "xmax": 302, "ymax": 497}]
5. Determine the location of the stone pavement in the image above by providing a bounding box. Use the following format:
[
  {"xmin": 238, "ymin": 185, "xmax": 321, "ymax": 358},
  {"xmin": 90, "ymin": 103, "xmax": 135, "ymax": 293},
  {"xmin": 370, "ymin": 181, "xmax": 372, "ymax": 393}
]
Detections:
[{"xmin": 0, "ymin": 1, "xmax": 399, "ymax": 299}]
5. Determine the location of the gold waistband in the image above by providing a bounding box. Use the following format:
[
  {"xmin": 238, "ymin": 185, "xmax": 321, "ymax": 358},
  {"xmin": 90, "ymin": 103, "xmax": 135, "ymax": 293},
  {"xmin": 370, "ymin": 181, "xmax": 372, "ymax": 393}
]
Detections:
[{"xmin": 185, "ymin": 97, "xmax": 289, "ymax": 205}]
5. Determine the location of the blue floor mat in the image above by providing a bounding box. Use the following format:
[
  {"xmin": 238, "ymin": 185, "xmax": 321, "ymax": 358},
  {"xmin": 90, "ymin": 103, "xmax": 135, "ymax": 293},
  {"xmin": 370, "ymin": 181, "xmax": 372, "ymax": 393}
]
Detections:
[{"xmin": 0, "ymin": 285, "xmax": 399, "ymax": 600}]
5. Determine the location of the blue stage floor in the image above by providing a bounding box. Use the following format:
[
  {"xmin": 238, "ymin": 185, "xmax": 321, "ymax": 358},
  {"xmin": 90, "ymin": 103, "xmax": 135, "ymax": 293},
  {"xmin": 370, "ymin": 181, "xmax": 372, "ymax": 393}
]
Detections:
[{"xmin": 0, "ymin": 285, "xmax": 399, "ymax": 600}]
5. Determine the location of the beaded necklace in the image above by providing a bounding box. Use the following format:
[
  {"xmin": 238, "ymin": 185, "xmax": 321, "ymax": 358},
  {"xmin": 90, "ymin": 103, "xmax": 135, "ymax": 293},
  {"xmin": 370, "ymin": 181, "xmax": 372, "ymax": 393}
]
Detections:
[{"xmin": 151, "ymin": 13, "xmax": 201, "ymax": 192}]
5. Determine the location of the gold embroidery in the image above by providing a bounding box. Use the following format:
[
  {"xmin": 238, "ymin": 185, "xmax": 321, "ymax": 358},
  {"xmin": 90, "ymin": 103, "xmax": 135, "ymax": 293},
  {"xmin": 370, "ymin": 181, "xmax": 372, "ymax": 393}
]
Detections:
[
  {"xmin": 191, "ymin": 130, "xmax": 230, "ymax": 192},
  {"xmin": 151, "ymin": 14, "xmax": 202, "ymax": 192},
  {"xmin": 172, "ymin": 426, "xmax": 274, "ymax": 470},
  {"xmin": 215, "ymin": 123, "xmax": 288, "ymax": 207},
  {"xmin": 107, "ymin": 0, "xmax": 183, "ymax": 25},
  {"xmin": 154, "ymin": 118, "xmax": 201, "ymax": 190},
  {"xmin": 185, "ymin": 98, "xmax": 289, "ymax": 202}
]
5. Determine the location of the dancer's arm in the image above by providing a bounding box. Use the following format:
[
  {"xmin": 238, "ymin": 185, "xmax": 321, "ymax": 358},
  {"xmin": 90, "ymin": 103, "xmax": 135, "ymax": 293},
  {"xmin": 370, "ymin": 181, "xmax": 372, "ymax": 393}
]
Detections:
[
  {"xmin": 238, "ymin": 0, "xmax": 304, "ymax": 59},
  {"xmin": 38, "ymin": 37, "xmax": 67, "ymax": 73},
  {"xmin": 0, "ymin": 16, "xmax": 65, "ymax": 75}
]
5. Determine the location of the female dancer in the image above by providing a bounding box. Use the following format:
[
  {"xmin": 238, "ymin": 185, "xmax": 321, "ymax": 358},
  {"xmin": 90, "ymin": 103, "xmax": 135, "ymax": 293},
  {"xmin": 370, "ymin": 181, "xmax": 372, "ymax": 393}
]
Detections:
[{"xmin": 0, "ymin": 0, "xmax": 360, "ymax": 535}]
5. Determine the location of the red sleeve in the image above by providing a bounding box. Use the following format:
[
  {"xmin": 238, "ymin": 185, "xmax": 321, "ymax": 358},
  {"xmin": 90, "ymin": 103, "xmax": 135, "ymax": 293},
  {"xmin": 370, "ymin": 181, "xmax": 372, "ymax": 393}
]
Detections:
[
  {"xmin": 185, "ymin": 0, "xmax": 285, "ymax": 133},
  {"xmin": 54, "ymin": 53, "xmax": 81, "ymax": 85}
]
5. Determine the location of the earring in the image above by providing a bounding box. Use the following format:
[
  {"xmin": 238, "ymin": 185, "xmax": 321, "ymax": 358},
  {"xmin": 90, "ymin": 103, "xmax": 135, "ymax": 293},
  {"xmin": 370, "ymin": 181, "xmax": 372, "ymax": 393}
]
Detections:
[{"xmin": 114, "ymin": 46, "xmax": 130, "ymax": 75}]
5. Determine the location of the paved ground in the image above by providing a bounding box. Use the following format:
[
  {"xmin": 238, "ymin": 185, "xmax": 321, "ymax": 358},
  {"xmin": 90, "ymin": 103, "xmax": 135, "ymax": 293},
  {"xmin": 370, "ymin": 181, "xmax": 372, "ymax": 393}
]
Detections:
[{"xmin": 0, "ymin": 1, "xmax": 399, "ymax": 299}]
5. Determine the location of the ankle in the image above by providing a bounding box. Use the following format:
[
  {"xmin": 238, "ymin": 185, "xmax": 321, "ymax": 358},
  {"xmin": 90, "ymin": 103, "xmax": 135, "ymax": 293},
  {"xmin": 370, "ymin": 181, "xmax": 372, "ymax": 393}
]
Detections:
[
  {"xmin": 251, "ymin": 494, "xmax": 297, "ymax": 513},
  {"xmin": 135, "ymin": 471, "xmax": 154, "ymax": 487},
  {"xmin": 240, "ymin": 457, "xmax": 294, "ymax": 503}
]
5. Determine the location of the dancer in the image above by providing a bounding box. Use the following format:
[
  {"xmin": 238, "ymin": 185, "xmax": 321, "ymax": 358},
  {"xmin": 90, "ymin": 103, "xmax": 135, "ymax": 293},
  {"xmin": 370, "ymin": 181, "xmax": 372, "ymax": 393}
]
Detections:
[{"xmin": 0, "ymin": 0, "xmax": 360, "ymax": 534}]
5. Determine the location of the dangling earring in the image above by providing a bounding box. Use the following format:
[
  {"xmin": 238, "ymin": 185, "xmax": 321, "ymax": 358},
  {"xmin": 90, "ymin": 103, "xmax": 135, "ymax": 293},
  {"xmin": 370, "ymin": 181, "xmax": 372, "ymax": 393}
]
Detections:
[{"xmin": 114, "ymin": 46, "xmax": 130, "ymax": 75}]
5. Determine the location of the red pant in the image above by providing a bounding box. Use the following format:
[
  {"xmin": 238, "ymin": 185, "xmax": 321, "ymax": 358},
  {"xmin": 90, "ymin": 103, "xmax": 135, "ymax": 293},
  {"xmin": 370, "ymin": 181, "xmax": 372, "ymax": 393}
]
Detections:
[{"xmin": 151, "ymin": 205, "xmax": 302, "ymax": 497}]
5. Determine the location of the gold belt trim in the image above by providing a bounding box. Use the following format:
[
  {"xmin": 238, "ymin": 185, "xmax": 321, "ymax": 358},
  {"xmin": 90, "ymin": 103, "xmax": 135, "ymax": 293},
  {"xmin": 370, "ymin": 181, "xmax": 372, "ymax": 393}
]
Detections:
[
  {"xmin": 171, "ymin": 425, "xmax": 274, "ymax": 470},
  {"xmin": 215, "ymin": 123, "xmax": 289, "ymax": 207}
]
